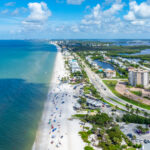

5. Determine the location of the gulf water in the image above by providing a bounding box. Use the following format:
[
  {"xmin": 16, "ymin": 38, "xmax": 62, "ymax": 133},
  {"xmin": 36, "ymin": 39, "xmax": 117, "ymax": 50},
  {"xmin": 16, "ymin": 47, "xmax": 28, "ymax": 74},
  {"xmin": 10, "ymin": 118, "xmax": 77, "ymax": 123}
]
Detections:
[{"xmin": 0, "ymin": 40, "xmax": 57, "ymax": 150}]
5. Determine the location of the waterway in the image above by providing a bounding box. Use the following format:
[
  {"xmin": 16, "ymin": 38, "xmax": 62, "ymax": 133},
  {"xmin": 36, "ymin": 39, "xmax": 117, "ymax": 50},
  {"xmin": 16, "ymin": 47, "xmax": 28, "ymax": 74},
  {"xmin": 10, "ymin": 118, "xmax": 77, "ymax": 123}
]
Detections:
[{"xmin": 94, "ymin": 60, "xmax": 114, "ymax": 70}]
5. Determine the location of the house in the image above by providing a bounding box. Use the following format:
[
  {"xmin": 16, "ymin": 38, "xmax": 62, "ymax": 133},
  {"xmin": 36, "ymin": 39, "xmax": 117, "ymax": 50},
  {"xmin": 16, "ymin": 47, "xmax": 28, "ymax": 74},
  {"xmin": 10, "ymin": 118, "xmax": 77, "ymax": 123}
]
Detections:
[
  {"xmin": 73, "ymin": 103, "xmax": 81, "ymax": 110},
  {"xmin": 104, "ymin": 69, "xmax": 116, "ymax": 78},
  {"xmin": 86, "ymin": 99, "xmax": 102, "ymax": 108}
]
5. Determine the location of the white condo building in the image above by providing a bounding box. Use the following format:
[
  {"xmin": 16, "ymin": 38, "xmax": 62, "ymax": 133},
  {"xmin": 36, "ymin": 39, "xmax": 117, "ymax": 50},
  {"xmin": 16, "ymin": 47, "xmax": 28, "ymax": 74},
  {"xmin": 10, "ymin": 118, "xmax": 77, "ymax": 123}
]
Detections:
[{"xmin": 129, "ymin": 68, "xmax": 149, "ymax": 87}]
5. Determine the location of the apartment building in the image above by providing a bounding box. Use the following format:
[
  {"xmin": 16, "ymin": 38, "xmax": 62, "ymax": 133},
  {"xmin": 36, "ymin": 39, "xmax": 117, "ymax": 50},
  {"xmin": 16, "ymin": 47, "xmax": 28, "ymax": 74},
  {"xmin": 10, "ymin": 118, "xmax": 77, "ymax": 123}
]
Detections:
[{"xmin": 128, "ymin": 68, "xmax": 149, "ymax": 87}]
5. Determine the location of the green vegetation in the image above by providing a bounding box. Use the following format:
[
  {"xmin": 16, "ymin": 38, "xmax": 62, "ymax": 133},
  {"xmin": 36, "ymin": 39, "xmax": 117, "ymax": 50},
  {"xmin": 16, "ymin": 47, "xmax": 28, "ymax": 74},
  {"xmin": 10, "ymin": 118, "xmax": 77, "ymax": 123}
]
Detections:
[
  {"xmin": 119, "ymin": 54, "xmax": 150, "ymax": 61},
  {"xmin": 103, "ymin": 80, "xmax": 150, "ymax": 110},
  {"xmin": 79, "ymin": 130, "xmax": 92, "ymax": 143},
  {"xmin": 144, "ymin": 96, "xmax": 150, "ymax": 100},
  {"xmin": 83, "ymin": 84, "xmax": 100, "ymax": 98},
  {"xmin": 85, "ymin": 113, "xmax": 113, "ymax": 127},
  {"xmin": 61, "ymin": 77, "xmax": 68, "ymax": 82},
  {"xmin": 122, "ymin": 114, "xmax": 150, "ymax": 124},
  {"xmin": 103, "ymin": 80, "xmax": 117, "ymax": 92},
  {"xmin": 136, "ymin": 125, "xmax": 149, "ymax": 134},
  {"xmin": 71, "ymin": 71, "xmax": 82, "ymax": 77},
  {"xmin": 75, "ymin": 112, "xmax": 139, "ymax": 150},
  {"xmin": 109, "ymin": 98, "xmax": 125, "ymax": 106},
  {"xmin": 130, "ymin": 90, "xmax": 142, "ymax": 97},
  {"xmin": 107, "ymin": 126, "xmax": 122, "ymax": 145},
  {"xmin": 84, "ymin": 146, "xmax": 94, "ymax": 150},
  {"xmin": 72, "ymin": 43, "xmax": 150, "ymax": 55},
  {"xmin": 136, "ymin": 84, "xmax": 144, "ymax": 89},
  {"xmin": 78, "ymin": 97, "xmax": 87, "ymax": 104},
  {"xmin": 83, "ymin": 85, "xmax": 91, "ymax": 94},
  {"xmin": 73, "ymin": 114, "xmax": 86, "ymax": 118}
]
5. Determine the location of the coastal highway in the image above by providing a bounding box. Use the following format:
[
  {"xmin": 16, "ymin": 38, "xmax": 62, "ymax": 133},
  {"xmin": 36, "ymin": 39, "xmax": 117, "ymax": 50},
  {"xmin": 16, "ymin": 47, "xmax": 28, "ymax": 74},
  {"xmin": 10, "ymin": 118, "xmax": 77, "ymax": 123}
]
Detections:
[{"xmin": 77, "ymin": 55, "xmax": 150, "ymax": 114}]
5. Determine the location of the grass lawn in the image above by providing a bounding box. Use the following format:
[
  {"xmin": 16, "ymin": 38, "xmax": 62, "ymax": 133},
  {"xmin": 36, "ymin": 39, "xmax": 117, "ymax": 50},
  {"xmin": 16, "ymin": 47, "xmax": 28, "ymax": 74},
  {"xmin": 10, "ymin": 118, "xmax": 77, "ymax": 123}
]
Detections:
[
  {"xmin": 103, "ymin": 80, "xmax": 150, "ymax": 110},
  {"xmin": 126, "ymin": 148, "xmax": 136, "ymax": 150},
  {"xmin": 130, "ymin": 90, "xmax": 142, "ymax": 97},
  {"xmin": 109, "ymin": 97, "xmax": 125, "ymax": 106}
]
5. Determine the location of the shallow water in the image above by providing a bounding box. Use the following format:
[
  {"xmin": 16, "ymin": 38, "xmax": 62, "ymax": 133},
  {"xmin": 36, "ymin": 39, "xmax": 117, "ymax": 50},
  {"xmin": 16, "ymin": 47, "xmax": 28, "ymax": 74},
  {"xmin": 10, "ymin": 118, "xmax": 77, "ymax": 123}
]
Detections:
[{"xmin": 0, "ymin": 40, "xmax": 57, "ymax": 150}]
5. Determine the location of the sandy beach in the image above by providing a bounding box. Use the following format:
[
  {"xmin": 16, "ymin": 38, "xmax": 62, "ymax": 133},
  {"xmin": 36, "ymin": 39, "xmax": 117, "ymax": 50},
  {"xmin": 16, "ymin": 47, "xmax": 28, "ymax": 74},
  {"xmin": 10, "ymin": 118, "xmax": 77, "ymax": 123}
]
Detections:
[{"xmin": 32, "ymin": 45, "xmax": 85, "ymax": 150}]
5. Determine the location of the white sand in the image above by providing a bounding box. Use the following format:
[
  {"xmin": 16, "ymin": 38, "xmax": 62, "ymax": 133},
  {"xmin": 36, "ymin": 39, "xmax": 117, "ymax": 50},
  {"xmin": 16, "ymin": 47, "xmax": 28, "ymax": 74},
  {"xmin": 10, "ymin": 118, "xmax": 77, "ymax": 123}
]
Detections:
[{"xmin": 32, "ymin": 45, "xmax": 85, "ymax": 150}]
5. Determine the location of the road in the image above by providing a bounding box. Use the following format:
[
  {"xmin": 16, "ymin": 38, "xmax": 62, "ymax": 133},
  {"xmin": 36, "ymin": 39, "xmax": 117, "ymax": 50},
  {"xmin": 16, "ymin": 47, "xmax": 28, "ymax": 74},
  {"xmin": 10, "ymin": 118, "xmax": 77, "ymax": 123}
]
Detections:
[{"xmin": 78, "ymin": 56, "xmax": 150, "ymax": 114}]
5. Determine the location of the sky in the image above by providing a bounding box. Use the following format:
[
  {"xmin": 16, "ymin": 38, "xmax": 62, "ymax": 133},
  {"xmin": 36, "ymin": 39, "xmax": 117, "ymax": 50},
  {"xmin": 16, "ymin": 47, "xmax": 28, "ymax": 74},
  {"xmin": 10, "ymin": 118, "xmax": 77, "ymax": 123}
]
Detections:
[{"xmin": 0, "ymin": 0, "xmax": 150, "ymax": 39}]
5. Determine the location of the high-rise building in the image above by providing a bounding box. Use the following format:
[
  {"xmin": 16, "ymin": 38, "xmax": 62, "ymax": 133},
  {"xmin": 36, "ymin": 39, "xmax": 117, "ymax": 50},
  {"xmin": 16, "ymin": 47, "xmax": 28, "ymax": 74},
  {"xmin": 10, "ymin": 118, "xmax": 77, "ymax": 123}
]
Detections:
[{"xmin": 128, "ymin": 68, "xmax": 149, "ymax": 87}]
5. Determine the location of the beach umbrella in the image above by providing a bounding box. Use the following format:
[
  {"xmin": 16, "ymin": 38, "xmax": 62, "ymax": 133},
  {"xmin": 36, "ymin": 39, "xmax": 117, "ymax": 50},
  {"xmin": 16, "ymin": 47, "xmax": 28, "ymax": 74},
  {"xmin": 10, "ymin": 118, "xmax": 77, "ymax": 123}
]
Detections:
[
  {"xmin": 52, "ymin": 128, "xmax": 57, "ymax": 132},
  {"xmin": 51, "ymin": 135, "xmax": 55, "ymax": 138}
]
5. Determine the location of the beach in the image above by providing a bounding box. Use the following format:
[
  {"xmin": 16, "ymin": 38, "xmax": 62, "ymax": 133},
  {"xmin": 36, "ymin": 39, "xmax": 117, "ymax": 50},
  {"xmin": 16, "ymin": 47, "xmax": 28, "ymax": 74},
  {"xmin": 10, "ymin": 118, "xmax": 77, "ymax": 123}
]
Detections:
[{"xmin": 32, "ymin": 45, "xmax": 85, "ymax": 150}]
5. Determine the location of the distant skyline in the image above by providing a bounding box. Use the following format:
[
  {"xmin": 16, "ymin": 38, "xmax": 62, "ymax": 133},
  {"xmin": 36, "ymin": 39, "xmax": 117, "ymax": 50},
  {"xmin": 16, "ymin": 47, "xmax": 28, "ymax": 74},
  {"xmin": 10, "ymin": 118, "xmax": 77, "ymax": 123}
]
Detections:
[{"xmin": 1, "ymin": 0, "xmax": 150, "ymax": 39}]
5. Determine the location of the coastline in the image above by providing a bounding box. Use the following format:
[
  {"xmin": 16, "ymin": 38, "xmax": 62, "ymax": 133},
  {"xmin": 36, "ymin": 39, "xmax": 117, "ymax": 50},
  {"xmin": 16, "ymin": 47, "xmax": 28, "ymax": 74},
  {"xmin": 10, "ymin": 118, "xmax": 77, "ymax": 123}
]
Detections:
[{"xmin": 32, "ymin": 44, "xmax": 85, "ymax": 150}]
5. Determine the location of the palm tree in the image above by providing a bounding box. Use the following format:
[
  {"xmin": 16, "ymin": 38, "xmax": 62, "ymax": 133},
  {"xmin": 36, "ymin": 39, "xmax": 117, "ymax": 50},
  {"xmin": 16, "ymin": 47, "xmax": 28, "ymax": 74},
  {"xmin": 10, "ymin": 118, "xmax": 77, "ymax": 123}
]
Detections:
[
  {"xmin": 136, "ymin": 108, "xmax": 140, "ymax": 115},
  {"xmin": 144, "ymin": 112, "xmax": 148, "ymax": 118},
  {"xmin": 132, "ymin": 135, "xmax": 136, "ymax": 140},
  {"xmin": 126, "ymin": 104, "xmax": 130, "ymax": 111},
  {"xmin": 130, "ymin": 109, "xmax": 134, "ymax": 114},
  {"xmin": 130, "ymin": 105, "xmax": 133, "ymax": 109}
]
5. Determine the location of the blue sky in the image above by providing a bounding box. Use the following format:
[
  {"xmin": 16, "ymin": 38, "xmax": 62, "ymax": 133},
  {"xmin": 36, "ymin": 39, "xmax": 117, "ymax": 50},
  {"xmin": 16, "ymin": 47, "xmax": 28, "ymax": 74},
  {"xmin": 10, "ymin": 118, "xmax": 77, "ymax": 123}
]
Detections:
[{"xmin": 0, "ymin": 0, "xmax": 150, "ymax": 39}]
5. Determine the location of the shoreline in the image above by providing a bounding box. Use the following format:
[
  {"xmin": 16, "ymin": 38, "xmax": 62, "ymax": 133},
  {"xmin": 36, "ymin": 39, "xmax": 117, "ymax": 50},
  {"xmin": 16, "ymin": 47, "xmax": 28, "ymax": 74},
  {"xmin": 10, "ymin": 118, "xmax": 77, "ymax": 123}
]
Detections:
[
  {"xmin": 32, "ymin": 44, "xmax": 85, "ymax": 150},
  {"xmin": 32, "ymin": 44, "xmax": 60, "ymax": 150}
]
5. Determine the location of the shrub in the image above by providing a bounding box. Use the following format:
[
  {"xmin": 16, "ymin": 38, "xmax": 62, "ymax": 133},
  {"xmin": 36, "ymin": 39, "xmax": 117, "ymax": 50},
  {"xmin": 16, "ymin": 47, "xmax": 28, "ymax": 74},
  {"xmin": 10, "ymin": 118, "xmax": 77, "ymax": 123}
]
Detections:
[
  {"xmin": 79, "ymin": 130, "xmax": 91, "ymax": 143},
  {"xmin": 84, "ymin": 146, "xmax": 94, "ymax": 150},
  {"xmin": 85, "ymin": 113, "xmax": 113, "ymax": 127},
  {"xmin": 122, "ymin": 114, "xmax": 150, "ymax": 124}
]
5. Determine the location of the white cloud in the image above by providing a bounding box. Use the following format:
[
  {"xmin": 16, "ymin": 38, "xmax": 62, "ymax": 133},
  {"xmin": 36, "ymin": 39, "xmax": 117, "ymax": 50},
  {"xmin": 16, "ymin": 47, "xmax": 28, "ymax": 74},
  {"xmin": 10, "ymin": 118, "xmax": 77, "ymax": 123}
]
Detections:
[
  {"xmin": 103, "ymin": 0, "xmax": 122, "ymax": 6},
  {"xmin": 56, "ymin": 0, "xmax": 64, "ymax": 3},
  {"xmin": 12, "ymin": 8, "xmax": 19, "ymax": 15},
  {"xmin": 24, "ymin": 2, "xmax": 51, "ymax": 24},
  {"xmin": 81, "ymin": 3, "xmax": 123, "ymax": 28},
  {"xmin": 81, "ymin": 4, "xmax": 101, "ymax": 26},
  {"xmin": 103, "ymin": 3, "xmax": 123, "ymax": 16},
  {"xmin": 71, "ymin": 25, "xmax": 80, "ymax": 32},
  {"xmin": 21, "ymin": 2, "xmax": 51, "ymax": 33},
  {"xmin": 124, "ymin": 1, "xmax": 150, "ymax": 25},
  {"xmin": 1, "ymin": 9, "xmax": 9, "ymax": 14},
  {"xmin": 67, "ymin": 0, "xmax": 84, "ymax": 5},
  {"xmin": 5, "ymin": 2, "xmax": 16, "ymax": 6}
]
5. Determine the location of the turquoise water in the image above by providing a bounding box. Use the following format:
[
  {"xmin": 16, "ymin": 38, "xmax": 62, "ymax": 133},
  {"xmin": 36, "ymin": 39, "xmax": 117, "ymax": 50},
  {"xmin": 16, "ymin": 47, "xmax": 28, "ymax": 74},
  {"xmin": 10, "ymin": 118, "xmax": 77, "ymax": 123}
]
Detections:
[{"xmin": 0, "ymin": 40, "xmax": 57, "ymax": 150}]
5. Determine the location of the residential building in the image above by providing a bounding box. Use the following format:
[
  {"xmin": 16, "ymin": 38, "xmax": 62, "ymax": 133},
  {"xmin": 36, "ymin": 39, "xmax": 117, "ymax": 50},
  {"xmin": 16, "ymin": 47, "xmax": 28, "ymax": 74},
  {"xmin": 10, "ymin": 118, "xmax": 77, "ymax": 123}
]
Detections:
[
  {"xmin": 69, "ymin": 59, "xmax": 81, "ymax": 73},
  {"xmin": 104, "ymin": 69, "xmax": 116, "ymax": 78},
  {"xmin": 128, "ymin": 68, "xmax": 149, "ymax": 87}
]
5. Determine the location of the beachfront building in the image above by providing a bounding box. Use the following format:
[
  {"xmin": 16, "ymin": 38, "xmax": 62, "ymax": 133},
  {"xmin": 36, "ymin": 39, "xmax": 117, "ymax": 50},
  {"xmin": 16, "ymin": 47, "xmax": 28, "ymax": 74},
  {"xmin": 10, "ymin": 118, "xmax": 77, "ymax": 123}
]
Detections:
[
  {"xmin": 73, "ymin": 103, "xmax": 81, "ymax": 110},
  {"xmin": 104, "ymin": 69, "xmax": 116, "ymax": 78},
  {"xmin": 129, "ymin": 68, "xmax": 149, "ymax": 88},
  {"xmin": 86, "ymin": 99, "xmax": 102, "ymax": 109},
  {"xmin": 69, "ymin": 59, "xmax": 81, "ymax": 73}
]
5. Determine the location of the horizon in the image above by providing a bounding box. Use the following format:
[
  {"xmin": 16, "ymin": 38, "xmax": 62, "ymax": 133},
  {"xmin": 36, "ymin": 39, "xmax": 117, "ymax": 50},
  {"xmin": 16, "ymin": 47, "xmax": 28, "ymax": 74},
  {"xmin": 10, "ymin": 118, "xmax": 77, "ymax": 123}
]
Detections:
[
  {"xmin": 1, "ymin": 0, "xmax": 150, "ymax": 39},
  {"xmin": 1, "ymin": 39, "xmax": 150, "ymax": 40}
]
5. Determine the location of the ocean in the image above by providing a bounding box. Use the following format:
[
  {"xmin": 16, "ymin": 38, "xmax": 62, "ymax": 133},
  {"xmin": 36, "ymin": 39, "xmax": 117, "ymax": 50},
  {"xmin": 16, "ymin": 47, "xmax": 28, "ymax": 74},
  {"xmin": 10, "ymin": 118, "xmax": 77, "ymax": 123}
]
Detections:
[{"xmin": 0, "ymin": 40, "xmax": 57, "ymax": 150}]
